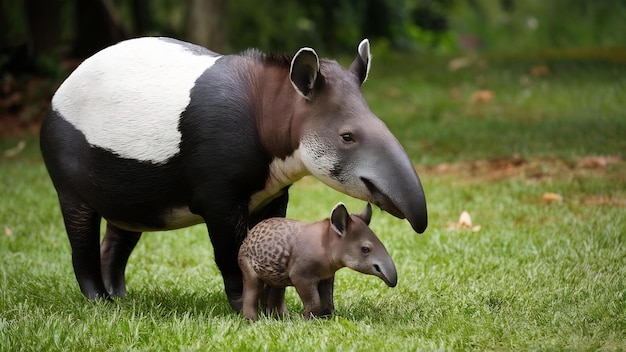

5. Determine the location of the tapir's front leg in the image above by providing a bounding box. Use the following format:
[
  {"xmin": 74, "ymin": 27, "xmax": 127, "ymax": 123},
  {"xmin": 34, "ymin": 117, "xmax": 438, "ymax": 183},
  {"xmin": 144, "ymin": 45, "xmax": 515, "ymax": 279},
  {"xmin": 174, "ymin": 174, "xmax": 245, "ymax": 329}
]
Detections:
[{"xmin": 201, "ymin": 200, "xmax": 250, "ymax": 312}]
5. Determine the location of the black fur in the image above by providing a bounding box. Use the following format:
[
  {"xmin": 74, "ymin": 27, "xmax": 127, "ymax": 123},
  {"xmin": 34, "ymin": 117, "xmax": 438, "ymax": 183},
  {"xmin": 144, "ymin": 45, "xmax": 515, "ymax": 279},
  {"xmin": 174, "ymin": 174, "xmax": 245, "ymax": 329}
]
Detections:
[{"xmin": 41, "ymin": 109, "xmax": 188, "ymax": 230}]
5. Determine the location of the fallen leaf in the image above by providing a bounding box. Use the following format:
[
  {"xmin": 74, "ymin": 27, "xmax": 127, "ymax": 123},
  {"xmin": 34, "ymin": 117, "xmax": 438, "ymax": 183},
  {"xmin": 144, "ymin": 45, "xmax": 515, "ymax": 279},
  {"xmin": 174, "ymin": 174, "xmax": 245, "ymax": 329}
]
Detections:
[
  {"xmin": 446, "ymin": 211, "xmax": 481, "ymax": 231},
  {"xmin": 448, "ymin": 56, "xmax": 475, "ymax": 71},
  {"xmin": 459, "ymin": 211, "xmax": 472, "ymax": 227},
  {"xmin": 4, "ymin": 226, "xmax": 13, "ymax": 237},
  {"xmin": 470, "ymin": 90, "xmax": 494, "ymax": 104},
  {"xmin": 530, "ymin": 65, "xmax": 550, "ymax": 77},
  {"xmin": 541, "ymin": 192, "xmax": 563, "ymax": 203}
]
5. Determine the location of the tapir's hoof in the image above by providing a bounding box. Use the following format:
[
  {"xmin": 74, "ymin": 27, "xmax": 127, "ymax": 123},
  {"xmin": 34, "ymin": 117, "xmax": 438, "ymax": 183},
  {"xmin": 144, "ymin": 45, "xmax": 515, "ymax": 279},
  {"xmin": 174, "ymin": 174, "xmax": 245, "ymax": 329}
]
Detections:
[
  {"xmin": 318, "ymin": 308, "xmax": 334, "ymax": 318},
  {"xmin": 82, "ymin": 285, "xmax": 112, "ymax": 302},
  {"xmin": 86, "ymin": 292, "xmax": 113, "ymax": 302}
]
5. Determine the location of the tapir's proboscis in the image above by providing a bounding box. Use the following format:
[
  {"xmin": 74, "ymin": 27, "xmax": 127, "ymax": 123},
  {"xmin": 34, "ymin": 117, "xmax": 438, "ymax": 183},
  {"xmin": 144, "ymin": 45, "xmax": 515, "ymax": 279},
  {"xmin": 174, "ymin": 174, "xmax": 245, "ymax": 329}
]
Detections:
[
  {"xmin": 40, "ymin": 37, "xmax": 427, "ymax": 311},
  {"xmin": 239, "ymin": 203, "xmax": 397, "ymax": 321}
]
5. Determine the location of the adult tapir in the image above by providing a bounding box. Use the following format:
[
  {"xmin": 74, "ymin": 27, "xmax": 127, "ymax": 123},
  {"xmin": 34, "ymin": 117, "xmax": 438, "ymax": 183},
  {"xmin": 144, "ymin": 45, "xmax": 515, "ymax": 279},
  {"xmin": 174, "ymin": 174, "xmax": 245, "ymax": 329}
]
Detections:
[{"xmin": 40, "ymin": 36, "xmax": 427, "ymax": 311}]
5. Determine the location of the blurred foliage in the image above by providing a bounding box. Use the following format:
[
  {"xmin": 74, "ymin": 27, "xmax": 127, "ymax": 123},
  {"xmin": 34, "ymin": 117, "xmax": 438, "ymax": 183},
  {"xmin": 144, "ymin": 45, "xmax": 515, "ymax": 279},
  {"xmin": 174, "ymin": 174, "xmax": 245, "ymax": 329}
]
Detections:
[
  {"xmin": 223, "ymin": 0, "xmax": 456, "ymax": 54},
  {"xmin": 448, "ymin": 0, "xmax": 626, "ymax": 53},
  {"xmin": 1, "ymin": 0, "xmax": 625, "ymax": 79}
]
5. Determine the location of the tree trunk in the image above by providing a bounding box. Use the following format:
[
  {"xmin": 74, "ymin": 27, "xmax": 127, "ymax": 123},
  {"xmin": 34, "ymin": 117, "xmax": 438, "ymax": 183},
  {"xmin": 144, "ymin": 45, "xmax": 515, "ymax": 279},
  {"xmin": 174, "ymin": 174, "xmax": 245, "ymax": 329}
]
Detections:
[
  {"xmin": 185, "ymin": 0, "xmax": 224, "ymax": 51},
  {"xmin": 73, "ymin": 0, "xmax": 127, "ymax": 58},
  {"xmin": 24, "ymin": 0, "xmax": 62, "ymax": 56}
]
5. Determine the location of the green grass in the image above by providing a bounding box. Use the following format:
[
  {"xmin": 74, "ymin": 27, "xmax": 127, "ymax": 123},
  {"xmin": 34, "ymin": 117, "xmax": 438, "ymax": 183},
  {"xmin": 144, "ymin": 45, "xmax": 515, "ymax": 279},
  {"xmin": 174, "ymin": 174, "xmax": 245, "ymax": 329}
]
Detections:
[
  {"xmin": 363, "ymin": 51, "xmax": 626, "ymax": 164},
  {"xmin": 1, "ymin": 55, "xmax": 625, "ymax": 350}
]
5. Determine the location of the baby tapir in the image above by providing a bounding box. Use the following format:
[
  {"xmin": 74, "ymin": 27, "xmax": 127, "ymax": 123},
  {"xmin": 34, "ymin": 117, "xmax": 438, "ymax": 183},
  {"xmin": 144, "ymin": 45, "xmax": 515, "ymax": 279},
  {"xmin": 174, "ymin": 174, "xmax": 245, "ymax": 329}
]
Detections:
[{"xmin": 238, "ymin": 202, "xmax": 397, "ymax": 321}]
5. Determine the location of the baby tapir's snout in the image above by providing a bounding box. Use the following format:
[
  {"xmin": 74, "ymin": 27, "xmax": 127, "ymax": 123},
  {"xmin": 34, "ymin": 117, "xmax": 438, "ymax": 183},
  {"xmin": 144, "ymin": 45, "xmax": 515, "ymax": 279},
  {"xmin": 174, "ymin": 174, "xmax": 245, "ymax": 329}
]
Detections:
[{"xmin": 238, "ymin": 202, "xmax": 397, "ymax": 321}]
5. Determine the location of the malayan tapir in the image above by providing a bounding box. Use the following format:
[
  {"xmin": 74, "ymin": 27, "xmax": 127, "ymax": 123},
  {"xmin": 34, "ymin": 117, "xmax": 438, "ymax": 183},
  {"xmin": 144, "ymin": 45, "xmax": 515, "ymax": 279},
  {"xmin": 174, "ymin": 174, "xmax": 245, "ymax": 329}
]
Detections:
[
  {"xmin": 39, "ymin": 36, "xmax": 427, "ymax": 311},
  {"xmin": 239, "ymin": 202, "xmax": 397, "ymax": 321}
]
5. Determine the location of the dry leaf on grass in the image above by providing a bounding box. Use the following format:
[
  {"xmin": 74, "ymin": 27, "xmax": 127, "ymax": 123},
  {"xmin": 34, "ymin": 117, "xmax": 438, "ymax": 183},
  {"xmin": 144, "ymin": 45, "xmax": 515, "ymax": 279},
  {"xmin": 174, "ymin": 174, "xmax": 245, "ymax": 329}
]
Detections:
[
  {"xmin": 446, "ymin": 211, "xmax": 481, "ymax": 232},
  {"xmin": 448, "ymin": 56, "xmax": 475, "ymax": 71},
  {"xmin": 470, "ymin": 90, "xmax": 494, "ymax": 104},
  {"xmin": 530, "ymin": 65, "xmax": 550, "ymax": 77},
  {"xmin": 541, "ymin": 192, "xmax": 563, "ymax": 203},
  {"xmin": 4, "ymin": 226, "xmax": 13, "ymax": 237}
]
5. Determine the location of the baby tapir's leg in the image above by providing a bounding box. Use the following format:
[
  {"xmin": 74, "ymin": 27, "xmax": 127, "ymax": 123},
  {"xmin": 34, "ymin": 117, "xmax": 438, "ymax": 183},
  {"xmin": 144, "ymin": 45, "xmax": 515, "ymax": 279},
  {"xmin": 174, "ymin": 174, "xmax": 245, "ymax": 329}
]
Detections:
[
  {"xmin": 239, "ymin": 258, "xmax": 264, "ymax": 321},
  {"xmin": 317, "ymin": 276, "xmax": 335, "ymax": 317},
  {"xmin": 262, "ymin": 286, "xmax": 288, "ymax": 318},
  {"xmin": 293, "ymin": 277, "xmax": 324, "ymax": 319}
]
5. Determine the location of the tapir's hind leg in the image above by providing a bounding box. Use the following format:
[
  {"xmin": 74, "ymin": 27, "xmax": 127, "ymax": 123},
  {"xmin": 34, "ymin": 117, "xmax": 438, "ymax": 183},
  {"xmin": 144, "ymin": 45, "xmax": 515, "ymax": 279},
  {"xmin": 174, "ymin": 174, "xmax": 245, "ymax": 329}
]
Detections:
[
  {"xmin": 101, "ymin": 223, "xmax": 141, "ymax": 297},
  {"xmin": 59, "ymin": 198, "xmax": 108, "ymax": 300}
]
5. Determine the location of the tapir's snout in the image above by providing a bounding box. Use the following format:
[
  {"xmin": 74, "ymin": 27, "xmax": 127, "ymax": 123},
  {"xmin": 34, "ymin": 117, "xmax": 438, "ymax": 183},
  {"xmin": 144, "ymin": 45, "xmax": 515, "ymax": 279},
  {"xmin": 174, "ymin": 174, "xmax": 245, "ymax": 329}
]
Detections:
[
  {"xmin": 359, "ymin": 138, "xmax": 428, "ymax": 234},
  {"xmin": 371, "ymin": 256, "xmax": 398, "ymax": 288},
  {"xmin": 361, "ymin": 175, "xmax": 428, "ymax": 234}
]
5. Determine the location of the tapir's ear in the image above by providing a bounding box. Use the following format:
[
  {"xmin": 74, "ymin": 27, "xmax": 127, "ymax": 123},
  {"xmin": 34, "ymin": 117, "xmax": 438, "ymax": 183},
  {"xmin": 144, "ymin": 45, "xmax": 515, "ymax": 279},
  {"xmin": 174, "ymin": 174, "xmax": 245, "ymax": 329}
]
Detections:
[
  {"xmin": 290, "ymin": 47, "xmax": 320, "ymax": 100},
  {"xmin": 330, "ymin": 202, "xmax": 350, "ymax": 238},
  {"xmin": 357, "ymin": 203, "xmax": 372, "ymax": 225},
  {"xmin": 349, "ymin": 39, "xmax": 371, "ymax": 85}
]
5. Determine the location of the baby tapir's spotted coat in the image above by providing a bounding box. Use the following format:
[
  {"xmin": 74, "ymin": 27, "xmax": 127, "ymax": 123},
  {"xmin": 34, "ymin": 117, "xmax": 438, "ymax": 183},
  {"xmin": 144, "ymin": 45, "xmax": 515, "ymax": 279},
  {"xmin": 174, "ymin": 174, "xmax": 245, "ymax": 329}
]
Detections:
[
  {"xmin": 238, "ymin": 203, "xmax": 397, "ymax": 321},
  {"xmin": 241, "ymin": 220, "xmax": 297, "ymax": 288}
]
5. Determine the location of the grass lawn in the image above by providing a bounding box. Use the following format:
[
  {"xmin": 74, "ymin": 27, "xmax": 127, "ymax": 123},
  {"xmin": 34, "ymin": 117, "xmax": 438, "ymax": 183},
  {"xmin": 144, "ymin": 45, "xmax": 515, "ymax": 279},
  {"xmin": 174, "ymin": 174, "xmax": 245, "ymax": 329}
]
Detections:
[{"xmin": 1, "ymin": 53, "xmax": 625, "ymax": 350}]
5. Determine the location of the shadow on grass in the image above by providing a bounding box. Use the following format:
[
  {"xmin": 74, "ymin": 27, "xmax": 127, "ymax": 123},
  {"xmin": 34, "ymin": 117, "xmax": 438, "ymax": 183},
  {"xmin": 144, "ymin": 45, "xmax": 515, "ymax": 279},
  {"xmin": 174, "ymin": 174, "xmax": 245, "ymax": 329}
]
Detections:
[
  {"xmin": 113, "ymin": 287, "xmax": 417, "ymax": 324},
  {"xmin": 118, "ymin": 288, "xmax": 235, "ymax": 319}
]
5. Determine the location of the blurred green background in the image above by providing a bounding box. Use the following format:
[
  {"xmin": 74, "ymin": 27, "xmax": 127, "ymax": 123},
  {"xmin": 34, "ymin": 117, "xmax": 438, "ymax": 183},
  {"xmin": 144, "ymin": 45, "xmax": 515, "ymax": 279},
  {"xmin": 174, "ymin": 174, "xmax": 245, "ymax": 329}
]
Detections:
[
  {"xmin": 2, "ymin": 0, "xmax": 626, "ymax": 136},
  {"xmin": 2, "ymin": 0, "xmax": 625, "ymax": 69}
]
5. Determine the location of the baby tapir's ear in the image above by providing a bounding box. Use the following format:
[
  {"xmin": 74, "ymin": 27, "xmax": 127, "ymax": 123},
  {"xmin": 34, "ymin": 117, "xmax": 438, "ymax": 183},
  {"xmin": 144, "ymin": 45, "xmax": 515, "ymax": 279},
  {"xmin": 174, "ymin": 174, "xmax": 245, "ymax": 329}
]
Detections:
[
  {"xmin": 330, "ymin": 202, "xmax": 350, "ymax": 237},
  {"xmin": 357, "ymin": 203, "xmax": 372, "ymax": 225}
]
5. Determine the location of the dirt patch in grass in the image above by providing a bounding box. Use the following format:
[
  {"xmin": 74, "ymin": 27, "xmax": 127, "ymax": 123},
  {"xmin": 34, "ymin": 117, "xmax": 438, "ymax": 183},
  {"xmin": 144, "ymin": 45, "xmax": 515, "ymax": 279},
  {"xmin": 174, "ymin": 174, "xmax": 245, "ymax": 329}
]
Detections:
[
  {"xmin": 422, "ymin": 154, "xmax": 626, "ymax": 210},
  {"xmin": 424, "ymin": 155, "xmax": 623, "ymax": 182},
  {"xmin": 422, "ymin": 155, "xmax": 626, "ymax": 207}
]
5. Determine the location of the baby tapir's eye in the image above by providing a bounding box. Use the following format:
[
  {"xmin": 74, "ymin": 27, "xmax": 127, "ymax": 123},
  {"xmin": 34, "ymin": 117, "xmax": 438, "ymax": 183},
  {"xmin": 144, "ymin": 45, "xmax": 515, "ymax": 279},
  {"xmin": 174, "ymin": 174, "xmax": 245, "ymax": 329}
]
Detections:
[{"xmin": 361, "ymin": 246, "xmax": 370, "ymax": 253}]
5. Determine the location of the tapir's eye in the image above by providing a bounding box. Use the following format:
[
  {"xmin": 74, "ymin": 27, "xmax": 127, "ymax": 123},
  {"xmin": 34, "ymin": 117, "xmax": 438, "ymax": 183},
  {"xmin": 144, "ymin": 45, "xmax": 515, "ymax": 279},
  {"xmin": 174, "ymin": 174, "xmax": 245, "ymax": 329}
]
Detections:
[
  {"xmin": 361, "ymin": 246, "xmax": 370, "ymax": 254},
  {"xmin": 341, "ymin": 133, "xmax": 354, "ymax": 143}
]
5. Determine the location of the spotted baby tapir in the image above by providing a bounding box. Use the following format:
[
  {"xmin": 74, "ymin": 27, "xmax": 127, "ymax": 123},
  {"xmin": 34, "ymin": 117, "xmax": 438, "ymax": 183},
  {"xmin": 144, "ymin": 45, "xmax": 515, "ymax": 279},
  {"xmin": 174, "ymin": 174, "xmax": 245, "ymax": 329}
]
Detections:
[{"xmin": 238, "ymin": 202, "xmax": 397, "ymax": 321}]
